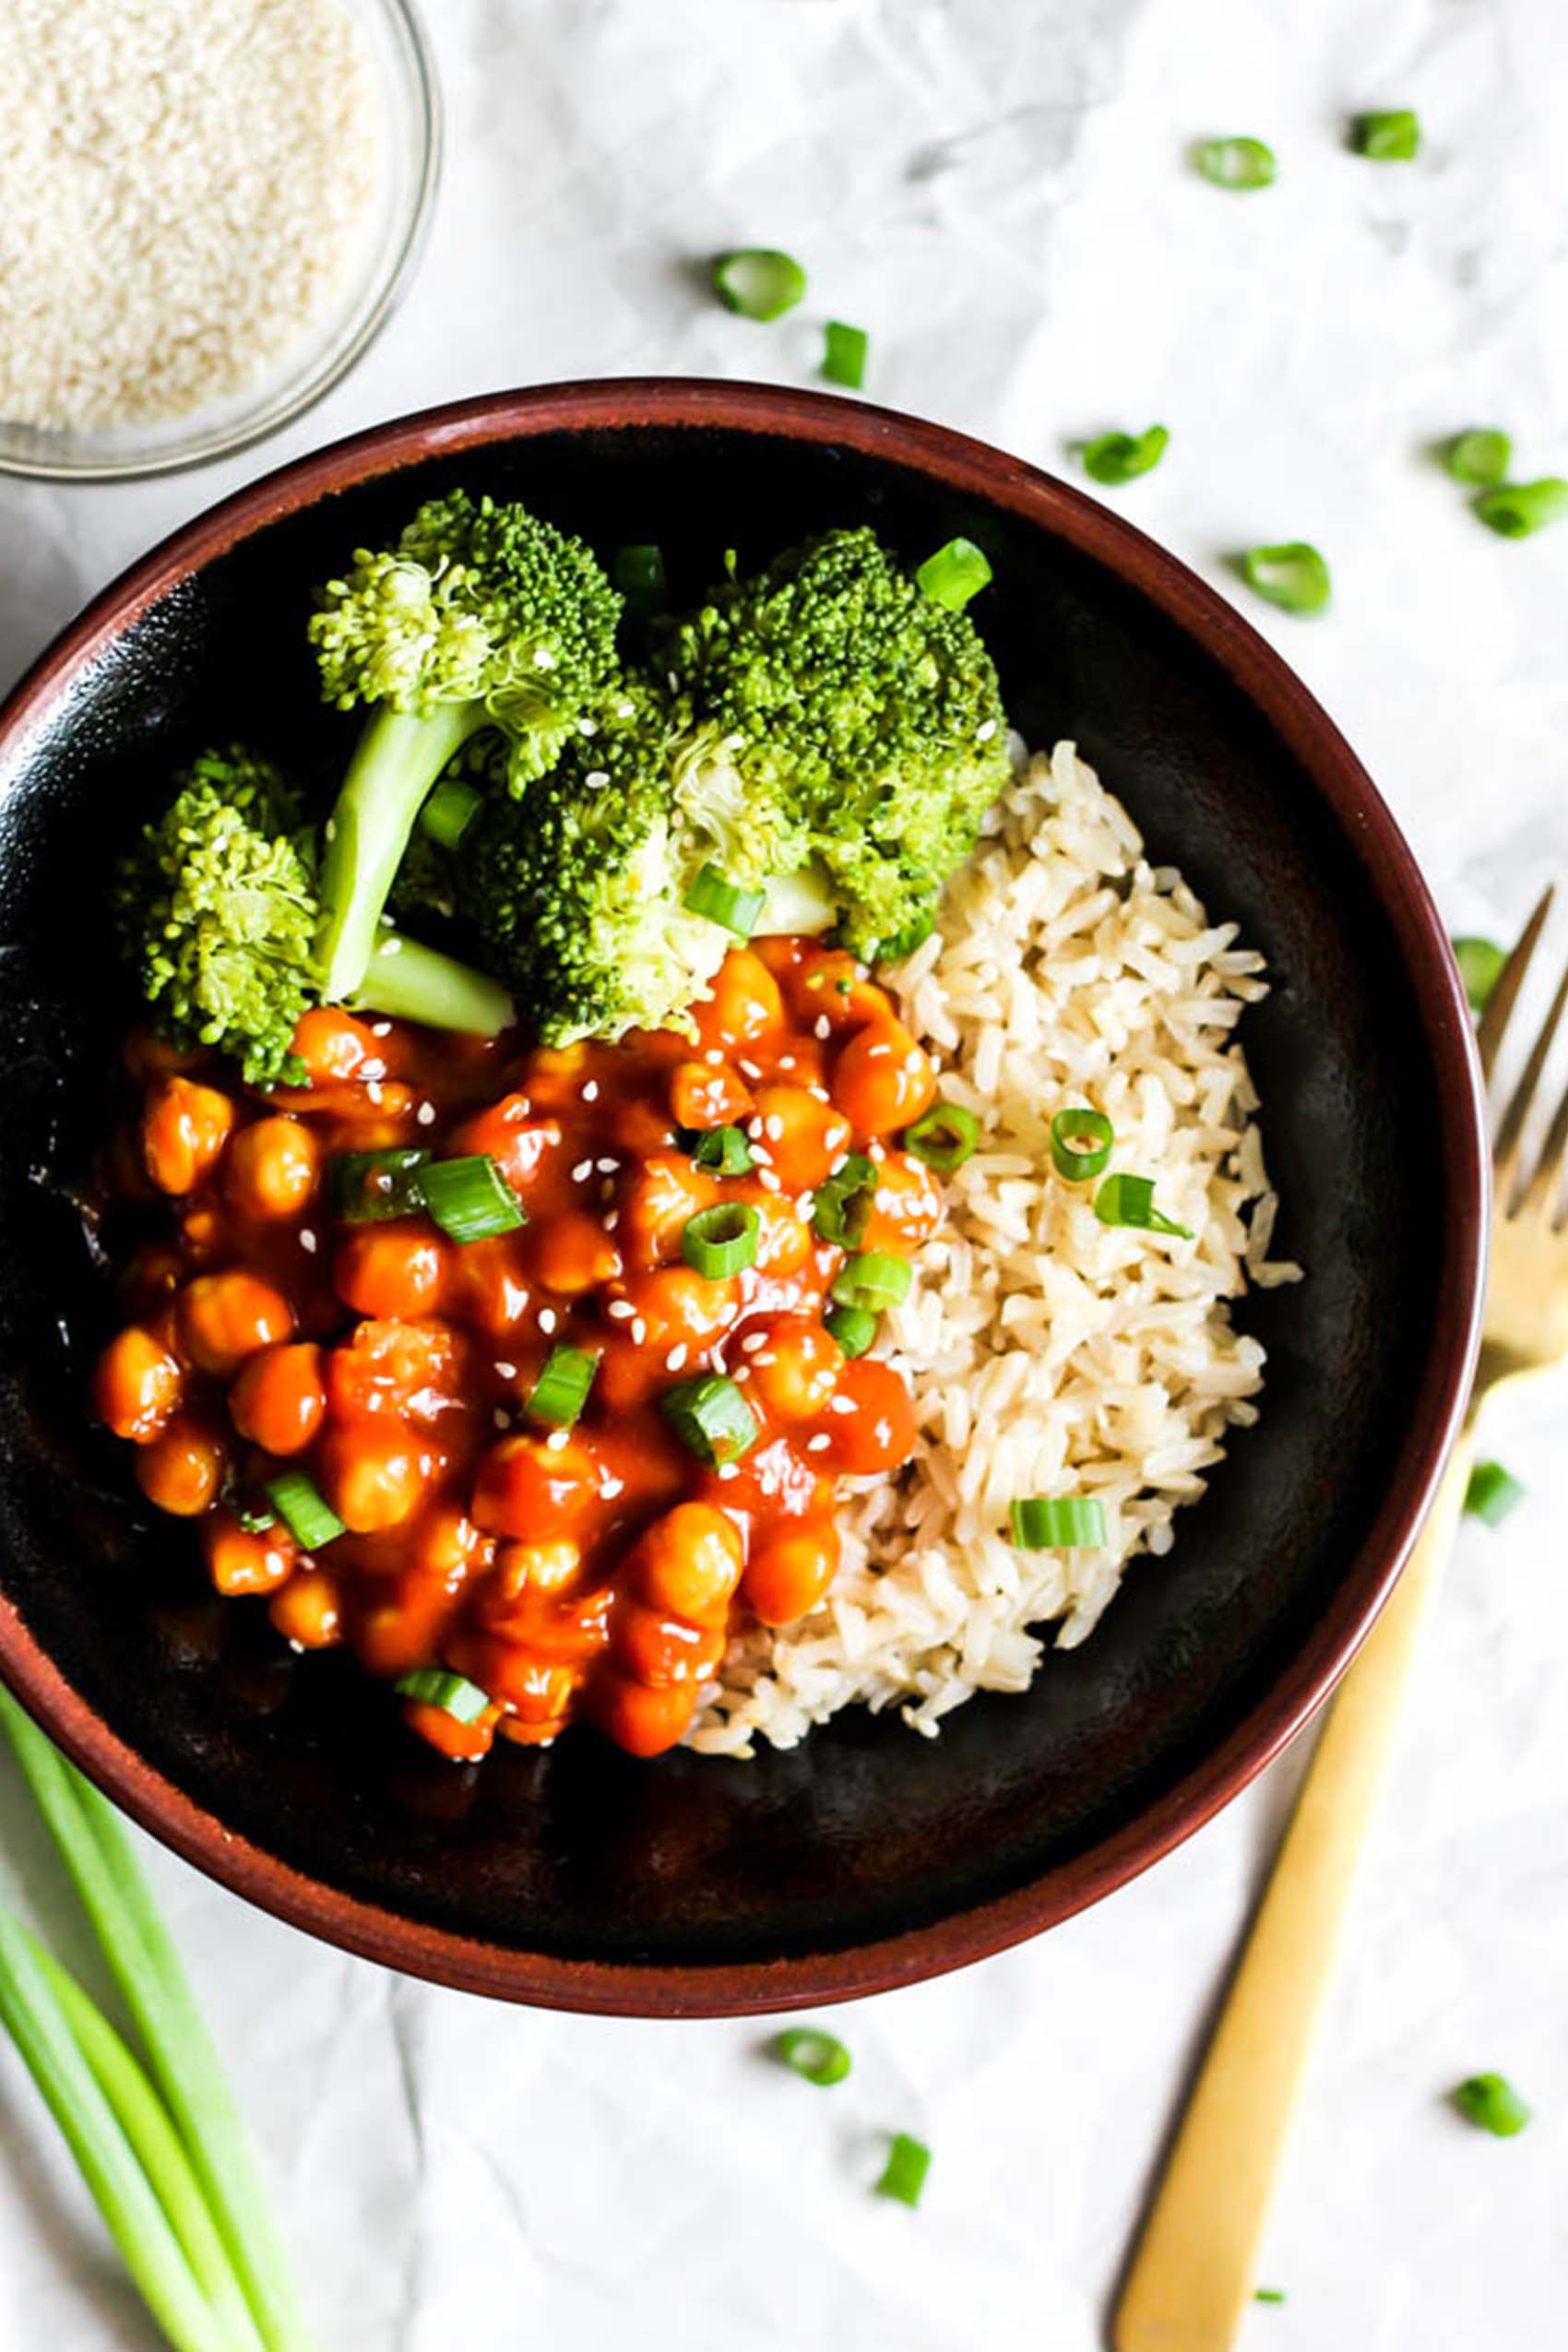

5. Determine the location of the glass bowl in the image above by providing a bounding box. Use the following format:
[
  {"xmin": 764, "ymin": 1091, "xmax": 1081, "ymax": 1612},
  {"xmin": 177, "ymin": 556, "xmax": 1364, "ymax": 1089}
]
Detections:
[{"xmin": 0, "ymin": 0, "xmax": 440, "ymax": 484}]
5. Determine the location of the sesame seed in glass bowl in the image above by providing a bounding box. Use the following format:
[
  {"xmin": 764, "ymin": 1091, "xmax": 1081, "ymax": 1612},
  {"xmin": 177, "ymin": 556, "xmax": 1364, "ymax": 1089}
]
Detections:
[{"xmin": 0, "ymin": 0, "xmax": 440, "ymax": 483}]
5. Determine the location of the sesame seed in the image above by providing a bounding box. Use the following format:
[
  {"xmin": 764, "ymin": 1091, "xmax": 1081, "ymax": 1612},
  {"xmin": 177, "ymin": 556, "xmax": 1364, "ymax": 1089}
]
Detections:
[
  {"xmin": 582, "ymin": 1080, "xmax": 600, "ymax": 1102},
  {"xmin": 493, "ymin": 1408, "xmax": 510, "ymax": 1430},
  {"xmin": 299, "ymin": 1229, "xmax": 318, "ymax": 1254},
  {"xmin": 716, "ymin": 1463, "xmax": 739, "ymax": 1481},
  {"xmin": 666, "ymin": 1344, "xmax": 688, "ymax": 1372},
  {"xmin": 778, "ymin": 1055, "xmax": 797, "ymax": 1071},
  {"xmin": 806, "ymin": 1433, "xmax": 831, "ymax": 1453},
  {"xmin": 534, "ymin": 646, "xmax": 557, "ymax": 671},
  {"xmin": 584, "ymin": 768, "xmax": 609, "ymax": 790},
  {"xmin": 365, "ymin": 1080, "xmax": 384, "ymax": 1106},
  {"xmin": 595, "ymin": 1157, "xmax": 619, "ymax": 1174},
  {"xmin": 830, "ymin": 1395, "xmax": 856, "ymax": 1415},
  {"xmin": 603, "ymin": 1212, "xmax": 620, "ymax": 1232},
  {"xmin": 751, "ymin": 1350, "xmax": 777, "ymax": 1369},
  {"xmin": 617, "ymin": 699, "xmax": 636, "ymax": 719},
  {"xmin": 381, "ymin": 934, "xmax": 403, "ymax": 956},
  {"xmin": 741, "ymin": 1332, "xmax": 768, "ymax": 1354},
  {"xmin": 867, "ymin": 1042, "xmax": 891, "ymax": 1060},
  {"xmin": 704, "ymin": 1048, "xmax": 723, "ymax": 1065},
  {"xmin": 571, "ymin": 1159, "xmax": 593, "ymax": 1182},
  {"xmin": 545, "ymin": 1427, "xmax": 571, "ymax": 1451},
  {"xmin": 607, "ymin": 1299, "xmax": 636, "ymax": 1321},
  {"xmin": 764, "ymin": 1115, "xmax": 784, "ymax": 1141},
  {"xmin": 666, "ymin": 670, "xmax": 679, "ymax": 693},
  {"xmin": 600, "ymin": 1473, "xmax": 624, "ymax": 1499},
  {"xmin": 758, "ymin": 1170, "xmax": 781, "ymax": 1193},
  {"xmin": 739, "ymin": 1059, "xmax": 763, "ymax": 1080},
  {"xmin": 733, "ymin": 1366, "xmax": 751, "ymax": 1384},
  {"xmin": 744, "ymin": 1117, "xmax": 765, "ymax": 1137},
  {"xmin": 814, "ymin": 1016, "xmax": 831, "ymax": 1040},
  {"xmin": 578, "ymin": 718, "xmax": 599, "ymax": 736},
  {"xmin": 416, "ymin": 1101, "xmax": 436, "ymax": 1127},
  {"xmin": 371, "ymin": 1020, "xmax": 392, "ymax": 1038},
  {"xmin": 808, "ymin": 1085, "xmax": 831, "ymax": 1103},
  {"xmin": 630, "ymin": 1317, "xmax": 647, "ymax": 1344},
  {"xmin": 493, "ymin": 1360, "xmax": 517, "ymax": 1379},
  {"xmin": 539, "ymin": 1308, "xmax": 558, "ymax": 1335},
  {"xmin": 324, "ymin": 818, "xmax": 337, "ymax": 844},
  {"xmin": 976, "ymin": 718, "xmax": 999, "ymax": 742}
]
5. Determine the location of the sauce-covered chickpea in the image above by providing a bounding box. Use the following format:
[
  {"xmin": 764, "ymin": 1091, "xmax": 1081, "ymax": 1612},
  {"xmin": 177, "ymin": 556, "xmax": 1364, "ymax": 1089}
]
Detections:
[
  {"xmin": 94, "ymin": 1324, "xmax": 184, "ymax": 1443},
  {"xmin": 229, "ymin": 1342, "xmax": 327, "ymax": 1456},
  {"xmin": 177, "ymin": 1272, "xmax": 294, "ymax": 1377},
  {"xmin": 225, "ymin": 1117, "xmax": 321, "ymax": 1219},
  {"xmin": 142, "ymin": 1076, "xmax": 236, "ymax": 1196},
  {"xmin": 690, "ymin": 949, "xmax": 784, "ymax": 1053},
  {"xmin": 750, "ymin": 1087, "xmax": 851, "ymax": 1190},
  {"xmin": 318, "ymin": 1419, "xmax": 428, "ymax": 1534},
  {"xmin": 829, "ymin": 1018, "xmax": 937, "ymax": 1134},
  {"xmin": 202, "ymin": 1512, "xmax": 296, "ymax": 1598},
  {"xmin": 745, "ymin": 1315, "xmax": 842, "ymax": 1421},
  {"xmin": 135, "ymin": 1414, "xmax": 224, "ymax": 1516},
  {"xmin": 334, "ymin": 1223, "xmax": 450, "ymax": 1320},
  {"xmin": 743, "ymin": 1516, "xmax": 840, "ymax": 1625}
]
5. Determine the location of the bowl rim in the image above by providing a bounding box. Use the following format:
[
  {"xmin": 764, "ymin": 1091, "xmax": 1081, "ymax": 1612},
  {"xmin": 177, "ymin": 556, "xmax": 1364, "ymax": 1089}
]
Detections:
[{"xmin": 0, "ymin": 377, "xmax": 1489, "ymax": 2013}]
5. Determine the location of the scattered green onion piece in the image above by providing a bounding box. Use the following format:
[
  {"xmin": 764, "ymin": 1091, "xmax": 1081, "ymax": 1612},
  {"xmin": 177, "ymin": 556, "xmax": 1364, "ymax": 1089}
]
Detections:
[
  {"xmin": 875, "ymin": 2132, "xmax": 932, "ymax": 2207},
  {"xmin": 419, "ymin": 777, "xmax": 483, "ymax": 851},
  {"xmin": 813, "ymin": 1153, "xmax": 878, "ymax": 1247},
  {"xmin": 265, "ymin": 1469, "xmax": 345, "ymax": 1552},
  {"xmin": 660, "ymin": 1373, "xmax": 759, "ymax": 1466},
  {"xmin": 1082, "ymin": 425, "xmax": 1170, "ymax": 487},
  {"xmin": 1010, "ymin": 1495, "xmax": 1108, "ymax": 1550},
  {"xmin": 1464, "ymin": 1459, "xmax": 1526, "ymax": 1528},
  {"xmin": 905, "ymin": 1099, "xmax": 980, "ymax": 1171},
  {"xmin": 1351, "ymin": 109, "xmax": 1421, "ymax": 160},
  {"xmin": 822, "ymin": 320, "xmax": 870, "ymax": 390},
  {"xmin": 1474, "ymin": 479, "xmax": 1568, "ymax": 540},
  {"xmin": 329, "ymin": 1146, "xmax": 432, "ymax": 1223},
  {"xmin": 1446, "ymin": 430, "xmax": 1512, "ymax": 488},
  {"xmin": 682, "ymin": 1201, "xmax": 762, "ymax": 1278},
  {"xmin": 916, "ymin": 537, "xmax": 992, "ymax": 612},
  {"xmin": 1238, "ymin": 541, "xmax": 1332, "ymax": 615},
  {"xmin": 1194, "ymin": 136, "xmax": 1277, "ymax": 191},
  {"xmin": 1254, "ymin": 2288, "xmax": 1288, "ymax": 2306},
  {"xmin": 1093, "ymin": 1173, "xmax": 1194, "ymax": 1240},
  {"xmin": 711, "ymin": 247, "xmax": 807, "ymax": 322},
  {"xmin": 421, "ymin": 1154, "xmax": 526, "ymax": 1244},
  {"xmin": 614, "ymin": 542, "xmax": 668, "ymax": 622},
  {"xmin": 685, "ymin": 1123, "xmax": 754, "ymax": 1176},
  {"xmin": 525, "ymin": 1346, "xmax": 600, "ymax": 1429},
  {"xmin": 683, "ymin": 862, "xmax": 767, "ymax": 938},
  {"xmin": 1451, "ymin": 2073, "xmax": 1531, "ymax": 2137},
  {"xmin": 1050, "ymin": 1106, "xmax": 1114, "ymax": 1182},
  {"xmin": 774, "ymin": 2026, "xmax": 852, "ymax": 2086},
  {"xmin": 826, "ymin": 1305, "xmax": 878, "ymax": 1360},
  {"xmin": 830, "ymin": 1251, "xmax": 912, "ymax": 1311},
  {"xmin": 1452, "ymin": 935, "xmax": 1506, "ymax": 1012},
  {"xmin": 395, "ymin": 1669, "xmax": 491, "ymax": 1725}
]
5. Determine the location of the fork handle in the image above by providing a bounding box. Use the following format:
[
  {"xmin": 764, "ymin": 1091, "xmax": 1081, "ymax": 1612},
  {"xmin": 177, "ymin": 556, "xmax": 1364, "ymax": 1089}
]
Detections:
[{"xmin": 1112, "ymin": 1428, "xmax": 1475, "ymax": 2352}]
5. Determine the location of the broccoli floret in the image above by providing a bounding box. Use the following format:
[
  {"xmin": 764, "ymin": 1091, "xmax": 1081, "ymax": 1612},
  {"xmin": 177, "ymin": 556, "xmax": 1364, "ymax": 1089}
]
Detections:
[
  {"xmin": 117, "ymin": 748, "xmax": 515, "ymax": 1087},
  {"xmin": 307, "ymin": 490, "xmax": 622, "ymax": 1003}
]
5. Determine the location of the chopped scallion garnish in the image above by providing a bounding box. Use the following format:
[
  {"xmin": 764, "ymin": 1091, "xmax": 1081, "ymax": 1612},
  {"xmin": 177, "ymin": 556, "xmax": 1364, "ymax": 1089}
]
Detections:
[
  {"xmin": 525, "ymin": 1346, "xmax": 600, "ymax": 1429},
  {"xmin": 1194, "ymin": 136, "xmax": 1277, "ymax": 190},
  {"xmin": 684, "ymin": 1123, "xmax": 755, "ymax": 1176},
  {"xmin": 614, "ymin": 542, "xmax": 668, "ymax": 623},
  {"xmin": 1451, "ymin": 2073, "xmax": 1531, "ymax": 2136},
  {"xmin": 711, "ymin": 247, "xmax": 807, "ymax": 322},
  {"xmin": 875, "ymin": 2132, "xmax": 932, "ymax": 2207},
  {"xmin": 814, "ymin": 1154, "xmax": 878, "ymax": 1247},
  {"xmin": 1238, "ymin": 541, "xmax": 1332, "ymax": 615},
  {"xmin": 421, "ymin": 1154, "xmax": 527, "ymax": 1243},
  {"xmin": 1464, "ymin": 1459, "xmax": 1526, "ymax": 1528},
  {"xmin": 1093, "ymin": 1172, "xmax": 1194, "ymax": 1239},
  {"xmin": 1010, "ymin": 1495, "xmax": 1108, "ymax": 1549},
  {"xmin": 660, "ymin": 1373, "xmax": 759, "ymax": 1466},
  {"xmin": 1446, "ymin": 430, "xmax": 1512, "ymax": 488},
  {"xmin": 395, "ymin": 1669, "xmax": 491, "ymax": 1724},
  {"xmin": 905, "ymin": 1100, "xmax": 980, "ymax": 1170},
  {"xmin": 822, "ymin": 321, "xmax": 869, "ymax": 390},
  {"xmin": 683, "ymin": 863, "xmax": 767, "ymax": 937},
  {"xmin": 1452, "ymin": 935, "xmax": 1506, "ymax": 1013},
  {"xmin": 1082, "ymin": 425, "xmax": 1170, "ymax": 487},
  {"xmin": 1254, "ymin": 2288, "xmax": 1288, "ymax": 2306},
  {"xmin": 329, "ymin": 1145, "xmax": 433, "ymax": 1224},
  {"xmin": 830, "ymin": 1251, "xmax": 912, "ymax": 1311},
  {"xmin": 1474, "ymin": 479, "xmax": 1568, "ymax": 540},
  {"xmin": 916, "ymin": 537, "xmax": 992, "ymax": 612},
  {"xmin": 682, "ymin": 1202, "xmax": 762, "ymax": 1278},
  {"xmin": 825, "ymin": 1304, "xmax": 878, "ymax": 1360},
  {"xmin": 1351, "ymin": 109, "xmax": 1421, "ymax": 160},
  {"xmin": 774, "ymin": 2026, "xmax": 852, "ymax": 2085},
  {"xmin": 1051, "ymin": 1107, "xmax": 1114, "ymax": 1181},
  {"xmin": 265, "ymin": 1469, "xmax": 345, "ymax": 1552}
]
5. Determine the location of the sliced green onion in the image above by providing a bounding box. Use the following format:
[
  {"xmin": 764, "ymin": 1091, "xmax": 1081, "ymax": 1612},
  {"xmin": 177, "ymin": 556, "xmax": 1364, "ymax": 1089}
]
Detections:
[
  {"xmin": 329, "ymin": 1145, "xmax": 432, "ymax": 1223},
  {"xmin": 1082, "ymin": 425, "xmax": 1170, "ymax": 487},
  {"xmin": 1351, "ymin": 109, "xmax": 1421, "ymax": 160},
  {"xmin": 916, "ymin": 537, "xmax": 992, "ymax": 612},
  {"xmin": 660, "ymin": 1373, "xmax": 759, "ymax": 1466},
  {"xmin": 1446, "ymin": 430, "xmax": 1512, "ymax": 488},
  {"xmin": 1093, "ymin": 1173, "xmax": 1194, "ymax": 1240},
  {"xmin": 774, "ymin": 2026, "xmax": 852, "ymax": 2085},
  {"xmin": 1051, "ymin": 1106, "xmax": 1114, "ymax": 1181},
  {"xmin": 1475, "ymin": 479, "xmax": 1568, "ymax": 539},
  {"xmin": 685, "ymin": 1123, "xmax": 755, "ymax": 1176},
  {"xmin": 265, "ymin": 1469, "xmax": 345, "ymax": 1552},
  {"xmin": 421, "ymin": 1154, "xmax": 527, "ymax": 1243},
  {"xmin": 683, "ymin": 862, "xmax": 767, "ymax": 937},
  {"xmin": 1254, "ymin": 2288, "xmax": 1288, "ymax": 2306},
  {"xmin": 813, "ymin": 1152, "xmax": 878, "ymax": 1247},
  {"xmin": 1010, "ymin": 1495, "xmax": 1108, "ymax": 1550},
  {"xmin": 875, "ymin": 2132, "xmax": 932, "ymax": 2207},
  {"xmin": 419, "ymin": 777, "xmax": 483, "ymax": 851},
  {"xmin": 1464, "ymin": 1459, "xmax": 1526, "ymax": 1528},
  {"xmin": 525, "ymin": 1345, "xmax": 600, "ymax": 1429},
  {"xmin": 1238, "ymin": 541, "xmax": 1332, "ymax": 615},
  {"xmin": 614, "ymin": 542, "xmax": 668, "ymax": 622},
  {"xmin": 830, "ymin": 1251, "xmax": 912, "ymax": 1311},
  {"xmin": 395, "ymin": 1669, "xmax": 491, "ymax": 1724},
  {"xmin": 682, "ymin": 1201, "xmax": 762, "ymax": 1277},
  {"xmin": 1452, "ymin": 935, "xmax": 1506, "ymax": 1013},
  {"xmin": 905, "ymin": 1099, "xmax": 980, "ymax": 1170},
  {"xmin": 1194, "ymin": 136, "xmax": 1277, "ymax": 190},
  {"xmin": 1451, "ymin": 2073, "xmax": 1531, "ymax": 2136},
  {"xmin": 711, "ymin": 247, "xmax": 807, "ymax": 322},
  {"xmin": 822, "ymin": 321, "xmax": 869, "ymax": 390},
  {"xmin": 826, "ymin": 1304, "xmax": 878, "ymax": 1359}
]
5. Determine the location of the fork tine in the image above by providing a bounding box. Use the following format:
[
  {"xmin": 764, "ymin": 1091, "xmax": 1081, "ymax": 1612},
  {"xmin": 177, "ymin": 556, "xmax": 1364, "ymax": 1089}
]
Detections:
[
  {"xmin": 1516, "ymin": 1062, "xmax": 1568, "ymax": 1222},
  {"xmin": 1478, "ymin": 884, "xmax": 1554, "ymax": 1082},
  {"xmin": 1494, "ymin": 953, "xmax": 1568, "ymax": 1194}
]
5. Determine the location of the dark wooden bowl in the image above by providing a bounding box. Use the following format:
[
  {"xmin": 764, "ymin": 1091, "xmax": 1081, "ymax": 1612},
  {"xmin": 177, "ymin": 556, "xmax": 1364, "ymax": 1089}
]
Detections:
[{"xmin": 0, "ymin": 382, "xmax": 1486, "ymax": 2013}]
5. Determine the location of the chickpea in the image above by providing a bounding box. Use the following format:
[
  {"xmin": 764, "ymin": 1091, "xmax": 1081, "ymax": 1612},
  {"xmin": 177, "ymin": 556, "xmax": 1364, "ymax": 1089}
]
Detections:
[
  {"xmin": 317, "ymin": 1418, "xmax": 428, "ymax": 1533},
  {"xmin": 407, "ymin": 1506, "xmax": 488, "ymax": 1587},
  {"xmin": 615, "ymin": 1265, "xmax": 742, "ymax": 1352},
  {"xmin": 528, "ymin": 1210, "xmax": 623, "ymax": 1296},
  {"xmin": 93, "ymin": 1324, "xmax": 184, "ymax": 1443},
  {"xmin": 604, "ymin": 1096, "xmax": 681, "ymax": 1161},
  {"xmin": 628, "ymin": 1503, "xmax": 744, "ymax": 1621},
  {"xmin": 291, "ymin": 1006, "xmax": 383, "ymax": 1085},
  {"xmin": 522, "ymin": 1041, "xmax": 591, "ymax": 1112},
  {"xmin": 471, "ymin": 1431, "xmax": 600, "ymax": 1543},
  {"xmin": 454, "ymin": 1640, "xmax": 582, "ymax": 1721},
  {"xmin": 861, "ymin": 1150, "xmax": 944, "ymax": 1253},
  {"xmin": 612, "ymin": 1603, "xmax": 725, "ymax": 1688},
  {"xmin": 356, "ymin": 1572, "xmax": 461, "ymax": 1677},
  {"xmin": 445, "ymin": 1093, "xmax": 560, "ymax": 1194},
  {"xmin": 690, "ymin": 949, "xmax": 785, "ymax": 1054},
  {"xmin": 749, "ymin": 1194, "xmax": 814, "ymax": 1276},
  {"xmin": 229, "ymin": 1343, "xmax": 327, "ymax": 1456},
  {"xmin": 750, "ymin": 1086, "xmax": 852, "ymax": 1189},
  {"xmin": 445, "ymin": 1234, "xmax": 531, "ymax": 1339},
  {"xmin": 268, "ymin": 1567, "xmax": 344, "ymax": 1648},
  {"xmin": 746, "ymin": 1315, "xmax": 841, "ymax": 1421},
  {"xmin": 326, "ymin": 1318, "xmax": 467, "ymax": 1420},
  {"xmin": 775, "ymin": 944, "xmax": 887, "ymax": 1034},
  {"xmin": 201, "ymin": 1512, "xmax": 296, "ymax": 1598},
  {"xmin": 588, "ymin": 1670, "xmax": 699, "ymax": 1759},
  {"xmin": 135, "ymin": 1415, "xmax": 224, "ymax": 1516},
  {"xmin": 334, "ymin": 1222, "xmax": 450, "ymax": 1319},
  {"xmin": 669, "ymin": 1060, "xmax": 753, "ymax": 1132},
  {"xmin": 492, "ymin": 1539, "xmax": 582, "ymax": 1602},
  {"xmin": 813, "ymin": 1358, "xmax": 919, "ymax": 1474},
  {"xmin": 830, "ymin": 1019, "xmax": 938, "ymax": 1136},
  {"xmin": 224, "ymin": 1117, "xmax": 321, "ymax": 1219},
  {"xmin": 177, "ymin": 1273, "xmax": 294, "ymax": 1377},
  {"xmin": 742, "ymin": 1517, "xmax": 840, "ymax": 1626},
  {"xmin": 616, "ymin": 1155, "xmax": 719, "ymax": 1272},
  {"xmin": 141, "ymin": 1076, "xmax": 236, "ymax": 1196},
  {"xmin": 402, "ymin": 1699, "xmax": 495, "ymax": 1764},
  {"xmin": 497, "ymin": 1655, "xmax": 579, "ymax": 1728}
]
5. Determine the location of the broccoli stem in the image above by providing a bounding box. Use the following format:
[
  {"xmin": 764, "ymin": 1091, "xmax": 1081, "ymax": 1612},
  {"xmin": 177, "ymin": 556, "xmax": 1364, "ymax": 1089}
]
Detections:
[
  {"xmin": 353, "ymin": 931, "xmax": 515, "ymax": 1036},
  {"xmin": 316, "ymin": 703, "xmax": 490, "ymax": 1003},
  {"xmin": 752, "ymin": 864, "xmax": 838, "ymax": 937}
]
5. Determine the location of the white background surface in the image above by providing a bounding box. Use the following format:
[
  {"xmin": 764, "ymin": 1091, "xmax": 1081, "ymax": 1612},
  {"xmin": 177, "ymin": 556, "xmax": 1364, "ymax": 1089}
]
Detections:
[{"xmin": 2, "ymin": 2, "xmax": 1566, "ymax": 2345}]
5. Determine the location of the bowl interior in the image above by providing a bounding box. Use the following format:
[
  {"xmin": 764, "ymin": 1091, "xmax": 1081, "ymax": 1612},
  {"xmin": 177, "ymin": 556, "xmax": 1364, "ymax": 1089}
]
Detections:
[{"xmin": 0, "ymin": 402, "xmax": 1477, "ymax": 2004}]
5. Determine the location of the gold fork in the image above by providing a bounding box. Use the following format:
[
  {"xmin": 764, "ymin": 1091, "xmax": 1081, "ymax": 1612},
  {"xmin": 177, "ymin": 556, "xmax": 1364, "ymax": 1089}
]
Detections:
[{"xmin": 1113, "ymin": 887, "xmax": 1564, "ymax": 2352}]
